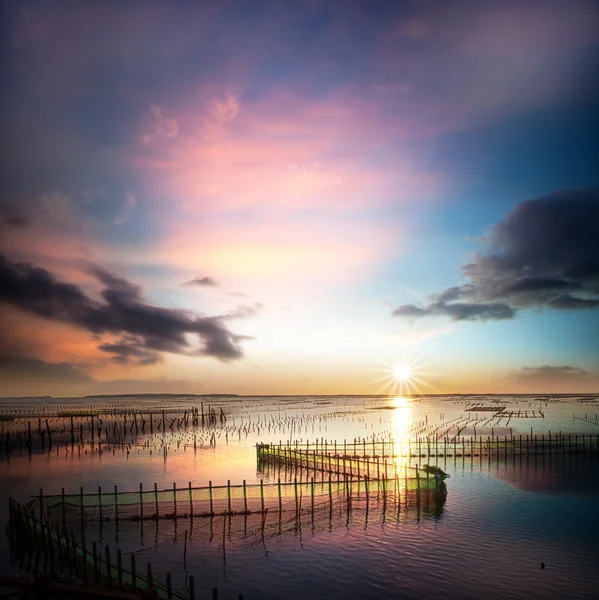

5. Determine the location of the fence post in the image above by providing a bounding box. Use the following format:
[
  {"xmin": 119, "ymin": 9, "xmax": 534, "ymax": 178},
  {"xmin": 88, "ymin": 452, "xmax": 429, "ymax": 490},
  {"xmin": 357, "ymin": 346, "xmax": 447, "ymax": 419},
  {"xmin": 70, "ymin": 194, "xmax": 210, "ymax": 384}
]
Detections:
[
  {"xmin": 147, "ymin": 563, "xmax": 153, "ymax": 588},
  {"xmin": 209, "ymin": 481, "xmax": 214, "ymax": 515},
  {"xmin": 105, "ymin": 545, "xmax": 112, "ymax": 588},
  {"xmin": 131, "ymin": 553, "xmax": 137, "ymax": 593},
  {"xmin": 114, "ymin": 485, "xmax": 119, "ymax": 521},
  {"xmin": 61, "ymin": 488, "xmax": 66, "ymax": 533},
  {"xmin": 260, "ymin": 479, "xmax": 265, "ymax": 512},
  {"xmin": 154, "ymin": 483, "xmax": 159, "ymax": 518},
  {"xmin": 92, "ymin": 541, "xmax": 99, "ymax": 582},
  {"xmin": 166, "ymin": 572, "xmax": 172, "ymax": 599},
  {"xmin": 117, "ymin": 549, "xmax": 123, "ymax": 590},
  {"xmin": 227, "ymin": 480, "xmax": 232, "ymax": 514},
  {"xmin": 189, "ymin": 575, "xmax": 195, "ymax": 600},
  {"xmin": 171, "ymin": 482, "xmax": 176, "ymax": 518},
  {"xmin": 81, "ymin": 534, "xmax": 88, "ymax": 582},
  {"xmin": 278, "ymin": 477, "xmax": 282, "ymax": 512},
  {"xmin": 188, "ymin": 481, "xmax": 193, "ymax": 518},
  {"xmin": 39, "ymin": 488, "xmax": 44, "ymax": 523},
  {"xmin": 139, "ymin": 483, "xmax": 144, "ymax": 521}
]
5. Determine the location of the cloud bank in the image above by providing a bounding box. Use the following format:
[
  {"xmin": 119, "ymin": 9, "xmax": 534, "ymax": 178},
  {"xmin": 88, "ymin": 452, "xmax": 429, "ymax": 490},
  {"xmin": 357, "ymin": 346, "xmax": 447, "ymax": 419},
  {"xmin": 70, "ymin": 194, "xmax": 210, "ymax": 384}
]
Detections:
[
  {"xmin": 0, "ymin": 254, "xmax": 247, "ymax": 363},
  {"xmin": 394, "ymin": 190, "xmax": 599, "ymax": 321}
]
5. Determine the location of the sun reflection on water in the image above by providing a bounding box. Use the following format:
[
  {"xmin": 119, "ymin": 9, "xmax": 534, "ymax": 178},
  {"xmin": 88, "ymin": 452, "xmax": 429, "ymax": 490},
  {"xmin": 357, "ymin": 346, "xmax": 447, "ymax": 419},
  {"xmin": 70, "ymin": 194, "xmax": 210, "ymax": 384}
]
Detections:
[{"xmin": 391, "ymin": 397, "xmax": 413, "ymax": 488}]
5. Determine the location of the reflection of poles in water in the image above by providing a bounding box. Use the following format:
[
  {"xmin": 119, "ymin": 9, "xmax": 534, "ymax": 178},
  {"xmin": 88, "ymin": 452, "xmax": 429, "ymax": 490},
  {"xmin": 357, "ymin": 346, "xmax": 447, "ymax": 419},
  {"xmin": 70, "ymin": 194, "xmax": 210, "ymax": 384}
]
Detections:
[
  {"xmin": 221, "ymin": 514, "xmax": 227, "ymax": 578},
  {"xmin": 261, "ymin": 509, "xmax": 269, "ymax": 556}
]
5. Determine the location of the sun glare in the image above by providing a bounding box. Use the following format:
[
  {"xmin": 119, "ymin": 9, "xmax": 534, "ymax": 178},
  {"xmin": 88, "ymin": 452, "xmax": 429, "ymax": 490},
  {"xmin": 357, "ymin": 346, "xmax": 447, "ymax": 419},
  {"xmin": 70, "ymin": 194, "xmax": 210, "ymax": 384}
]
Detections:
[
  {"xmin": 374, "ymin": 349, "xmax": 438, "ymax": 397},
  {"xmin": 393, "ymin": 364, "xmax": 412, "ymax": 382}
]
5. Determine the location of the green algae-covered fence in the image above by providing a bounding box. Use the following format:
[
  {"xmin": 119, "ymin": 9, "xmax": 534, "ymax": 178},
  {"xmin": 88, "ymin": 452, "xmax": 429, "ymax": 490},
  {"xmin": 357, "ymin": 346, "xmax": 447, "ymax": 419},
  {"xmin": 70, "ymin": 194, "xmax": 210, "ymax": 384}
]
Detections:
[
  {"xmin": 8, "ymin": 498, "xmax": 188, "ymax": 599},
  {"xmin": 11, "ymin": 478, "xmax": 442, "ymax": 599},
  {"xmin": 9, "ymin": 478, "xmax": 442, "ymax": 599},
  {"xmin": 256, "ymin": 442, "xmax": 438, "ymax": 482}
]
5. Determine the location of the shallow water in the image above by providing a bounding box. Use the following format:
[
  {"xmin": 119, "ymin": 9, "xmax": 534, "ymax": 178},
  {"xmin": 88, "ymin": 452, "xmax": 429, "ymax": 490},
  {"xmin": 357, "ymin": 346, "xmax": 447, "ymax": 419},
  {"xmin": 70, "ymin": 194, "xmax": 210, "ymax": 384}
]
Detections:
[{"xmin": 2, "ymin": 394, "xmax": 599, "ymax": 599}]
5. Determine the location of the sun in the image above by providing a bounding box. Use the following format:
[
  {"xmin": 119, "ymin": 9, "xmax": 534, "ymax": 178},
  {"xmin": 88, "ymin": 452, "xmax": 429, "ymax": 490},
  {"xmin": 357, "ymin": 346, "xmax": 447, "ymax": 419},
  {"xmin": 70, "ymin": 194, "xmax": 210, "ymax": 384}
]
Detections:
[
  {"xmin": 375, "ymin": 349, "xmax": 438, "ymax": 397},
  {"xmin": 393, "ymin": 364, "xmax": 412, "ymax": 382}
]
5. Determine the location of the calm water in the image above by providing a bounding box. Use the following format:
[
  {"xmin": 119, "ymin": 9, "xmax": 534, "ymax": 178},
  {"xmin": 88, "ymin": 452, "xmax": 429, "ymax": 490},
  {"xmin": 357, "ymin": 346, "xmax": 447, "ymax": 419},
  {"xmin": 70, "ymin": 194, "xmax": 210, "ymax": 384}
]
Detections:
[{"xmin": 2, "ymin": 394, "xmax": 599, "ymax": 600}]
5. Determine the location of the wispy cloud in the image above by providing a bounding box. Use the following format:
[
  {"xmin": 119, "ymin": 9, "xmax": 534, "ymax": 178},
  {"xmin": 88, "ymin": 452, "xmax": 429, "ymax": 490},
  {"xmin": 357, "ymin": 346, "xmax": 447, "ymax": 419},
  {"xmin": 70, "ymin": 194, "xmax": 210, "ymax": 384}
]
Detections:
[{"xmin": 183, "ymin": 275, "xmax": 218, "ymax": 287}]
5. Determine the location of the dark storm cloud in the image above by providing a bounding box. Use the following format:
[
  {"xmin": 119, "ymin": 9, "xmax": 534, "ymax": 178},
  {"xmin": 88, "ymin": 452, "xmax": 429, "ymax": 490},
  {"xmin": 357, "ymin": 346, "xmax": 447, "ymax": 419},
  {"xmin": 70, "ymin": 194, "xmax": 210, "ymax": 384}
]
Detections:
[
  {"xmin": 393, "ymin": 190, "xmax": 599, "ymax": 321},
  {"xmin": 97, "ymin": 337, "xmax": 161, "ymax": 366},
  {"xmin": 547, "ymin": 295, "xmax": 599, "ymax": 310},
  {"xmin": 183, "ymin": 276, "xmax": 218, "ymax": 287},
  {"xmin": 0, "ymin": 254, "xmax": 246, "ymax": 361}
]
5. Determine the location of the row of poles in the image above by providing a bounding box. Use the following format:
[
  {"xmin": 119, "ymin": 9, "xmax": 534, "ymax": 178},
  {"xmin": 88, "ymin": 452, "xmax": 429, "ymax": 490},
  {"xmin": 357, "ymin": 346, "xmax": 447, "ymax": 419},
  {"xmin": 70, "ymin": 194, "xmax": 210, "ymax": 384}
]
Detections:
[
  {"xmin": 1, "ymin": 405, "xmax": 226, "ymax": 458},
  {"xmin": 265, "ymin": 432, "xmax": 599, "ymax": 459},
  {"xmin": 8, "ymin": 498, "xmax": 245, "ymax": 600}
]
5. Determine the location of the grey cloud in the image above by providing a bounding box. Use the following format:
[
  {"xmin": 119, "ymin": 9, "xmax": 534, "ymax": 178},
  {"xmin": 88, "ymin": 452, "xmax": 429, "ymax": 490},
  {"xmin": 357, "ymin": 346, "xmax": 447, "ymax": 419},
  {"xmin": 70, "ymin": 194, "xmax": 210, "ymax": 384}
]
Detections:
[
  {"xmin": 500, "ymin": 276, "xmax": 580, "ymax": 295},
  {"xmin": 512, "ymin": 365, "xmax": 597, "ymax": 384},
  {"xmin": 183, "ymin": 276, "xmax": 218, "ymax": 287},
  {"xmin": 393, "ymin": 190, "xmax": 599, "ymax": 322},
  {"xmin": 0, "ymin": 253, "xmax": 247, "ymax": 361},
  {"xmin": 547, "ymin": 295, "xmax": 599, "ymax": 310},
  {"xmin": 392, "ymin": 304, "xmax": 429, "ymax": 318},
  {"xmin": 222, "ymin": 303, "xmax": 264, "ymax": 320},
  {"xmin": 521, "ymin": 366, "xmax": 588, "ymax": 376},
  {"xmin": 393, "ymin": 301, "xmax": 514, "ymax": 321},
  {"xmin": 98, "ymin": 337, "xmax": 162, "ymax": 366}
]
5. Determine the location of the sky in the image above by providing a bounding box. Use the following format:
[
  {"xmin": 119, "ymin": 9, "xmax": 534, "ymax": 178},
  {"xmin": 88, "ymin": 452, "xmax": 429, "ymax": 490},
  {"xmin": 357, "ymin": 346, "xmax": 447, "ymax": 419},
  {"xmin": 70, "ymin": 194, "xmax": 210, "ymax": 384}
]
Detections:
[{"xmin": 1, "ymin": 0, "xmax": 598, "ymax": 397}]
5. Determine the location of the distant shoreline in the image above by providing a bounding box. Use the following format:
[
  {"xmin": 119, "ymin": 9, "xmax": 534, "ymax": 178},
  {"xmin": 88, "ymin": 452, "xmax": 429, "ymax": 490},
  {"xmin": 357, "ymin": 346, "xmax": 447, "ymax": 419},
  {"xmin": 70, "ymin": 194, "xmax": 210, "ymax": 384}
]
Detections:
[{"xmin": 0, "ymin": 392, "xmax": 597, "ymax": 401}]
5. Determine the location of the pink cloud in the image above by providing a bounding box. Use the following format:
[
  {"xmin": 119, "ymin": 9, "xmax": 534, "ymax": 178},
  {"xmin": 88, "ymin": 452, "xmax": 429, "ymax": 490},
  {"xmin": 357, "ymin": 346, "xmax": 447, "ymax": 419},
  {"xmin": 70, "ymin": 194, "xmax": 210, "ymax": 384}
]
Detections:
[{"xmin": 133, "ymin": 90, "xmax": 447, "ymax": 216}]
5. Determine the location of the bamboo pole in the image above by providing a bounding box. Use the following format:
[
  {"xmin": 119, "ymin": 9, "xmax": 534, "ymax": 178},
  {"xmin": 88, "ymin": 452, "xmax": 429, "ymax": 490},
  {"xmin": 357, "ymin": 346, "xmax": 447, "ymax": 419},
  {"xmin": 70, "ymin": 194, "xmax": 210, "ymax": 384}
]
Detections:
[
  {"xmin": 131, "ymin": 553, "xmax": 137, "ymax": 593},
  {"xmin": 137, "ymin": 483, "xmax": 143, "ymax": 521},
  {"xmin": 173, "ymin": 483, "xmax": 177, "ymax": 518}
]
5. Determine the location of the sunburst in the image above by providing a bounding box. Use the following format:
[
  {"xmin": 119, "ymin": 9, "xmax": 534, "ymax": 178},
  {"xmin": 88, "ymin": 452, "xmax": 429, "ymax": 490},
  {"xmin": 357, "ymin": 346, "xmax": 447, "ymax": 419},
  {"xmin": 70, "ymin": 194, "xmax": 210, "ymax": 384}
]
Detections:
[{"xmin": 374, "ymin": 348, "xmax": 438, "ymax": 397}]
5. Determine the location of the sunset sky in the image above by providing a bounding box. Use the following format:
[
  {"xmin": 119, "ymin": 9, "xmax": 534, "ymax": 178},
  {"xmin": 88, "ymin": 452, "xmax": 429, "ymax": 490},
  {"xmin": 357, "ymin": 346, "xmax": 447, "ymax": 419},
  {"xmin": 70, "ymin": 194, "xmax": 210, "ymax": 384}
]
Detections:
[{"xmin": 1, "ymin": 0, "xmax": 598, "ymax": 397}]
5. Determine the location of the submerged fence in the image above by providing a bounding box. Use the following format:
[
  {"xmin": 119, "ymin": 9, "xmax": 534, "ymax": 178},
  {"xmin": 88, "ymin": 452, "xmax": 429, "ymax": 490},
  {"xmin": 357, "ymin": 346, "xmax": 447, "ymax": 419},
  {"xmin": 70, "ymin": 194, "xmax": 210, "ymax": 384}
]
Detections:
[
  {"xmin": 8, "ymin": 498, "xmax": 188, "ymax": 600},
  {"xmin": 27, "ymin": 471, "xmax": 439, "ymax": 533},
  {"xmin": 9, "ymin": 475, "xmax": 443, "ymax": 599}
]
